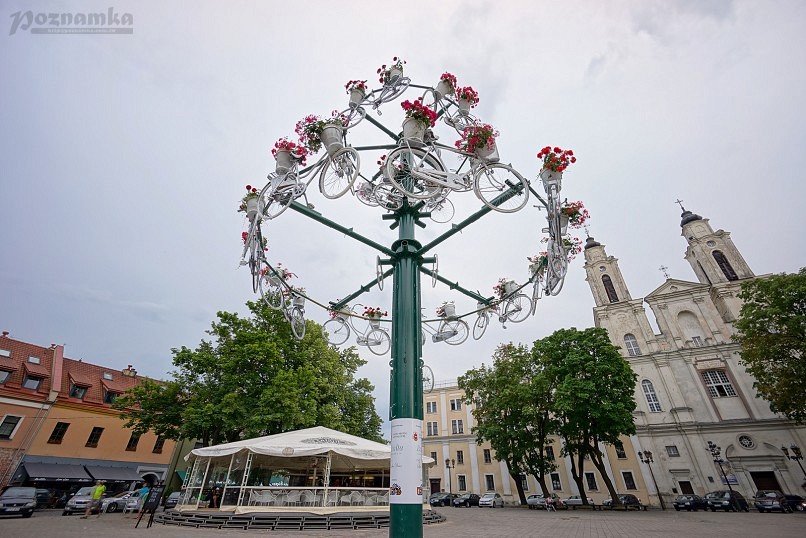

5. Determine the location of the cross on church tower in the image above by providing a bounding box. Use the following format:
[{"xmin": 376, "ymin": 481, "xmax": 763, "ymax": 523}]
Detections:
[
  {"xmin": 659, "ymin": 265, "xmax": 671, "ymax": 279},
  {"xmin": 675, "ymin": 199, "xmax": 686, "ymax": 211},
  {"xmin": 583, "ymin": 223, "xmax": 591, "ymax": 238}
]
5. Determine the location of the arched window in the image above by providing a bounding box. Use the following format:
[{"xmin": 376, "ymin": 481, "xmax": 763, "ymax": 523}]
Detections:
[
  {"xmin": 641, "ymin": 380, "xmax": 662, "ymax": 412},
  {"xmin": 624, "ymin": 334, "xmax": 641, "ymax": 357},
  {"xmin": 602, "ymin": 275, "xmax": 619, "ymax": 303},
  {"xmin": 712, "ymin": 250, "xmax": 738, "ymax": 281}
]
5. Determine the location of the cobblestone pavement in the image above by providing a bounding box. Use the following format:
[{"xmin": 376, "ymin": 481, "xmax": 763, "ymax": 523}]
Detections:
[{"xmin": 1, "ymin": 507, "xmax": 804, "ymax": 538}]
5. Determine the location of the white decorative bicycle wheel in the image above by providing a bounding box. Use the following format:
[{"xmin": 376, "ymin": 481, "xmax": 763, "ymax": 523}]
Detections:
[
  {"xmin": 262, "ymin": 183, "xmax": 296, "ymax": 219},
  {"xmin": 319, "ymin": 147, "xmax": 360, "ymax": 199},
  {"xmin": 428, "ymin": 196, "xmax": 454, "ymax": 223},
  {"xmin": 422, "ymin": 364, "xmax": 435, "ymax": 394},
  {"xmin": 385, "ymin": 146, "xmax": 445, "ymax": 200},
  {"xmin": 474, "ymin": 163, "xmax": 530, "ymax": 213},
  {"xmin": 322, "ymin": 318, "xmax": 350, "ymax": 346},
  {"xmin": 504, "ymin": 293, "xmax": 532, "ymax": 323},
  {"xmin": 290, "ymin": 307, "xmax": 306, "ymax": 340},
  {"xmin": 372, "ymin": 182, "xmax": 403, "ymax": 210},
  {"xmin": 472, "ymin": 313, "xmax": 489, "ymax": 340},
  {"xmin": 366, "ymin": 329, "xmax": 391, "ymax": 356},
  {"xmin": 440, "ymin": 320, "xmax": 469, "ymax": 345}
]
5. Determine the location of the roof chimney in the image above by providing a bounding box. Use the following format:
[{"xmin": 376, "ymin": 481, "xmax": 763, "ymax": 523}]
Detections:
[{"xmin": 1, "ymin": 331, "xmax": 9, "ymax": 337}]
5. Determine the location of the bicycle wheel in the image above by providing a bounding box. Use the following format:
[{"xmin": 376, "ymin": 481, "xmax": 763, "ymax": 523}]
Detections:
[
  {"xmin": 258, "ymin": 267, "xmax": 286, "ymax": 310},
  {"xmin": 339, "ymin": 106, "xmax": 366, "ymax": 129},
  {"xmin": 422, "ymin": 364, "xmax": 435, "ymax": 394},
  {"xmin": 427, "ymin": 196, "xmax": 455, "ymax": 223},
  {"xmin": 356, "ymin": 181, "xmax": 380, "ymax": 207},
  {"xmin": 263, "ymin": 182, "xmax": 295, "ymax": 219},
  {"xmin": 366, "ymin": 329, "xmax": 391, "ymax": 356},
  {"xmin": 530, "ymin": 281, "xmax": 542, "ymax": 315},
  {"xmin": 440, "ymin": 320, "xmax": 469, "ymax": 345},
  {"xmin": 290, "ymin": 307, "xmax": 306, "ymax": 340},
  {"xmin": 385, "ymin": 146, "xmax": 445, "ymax": 200},
  {"xmin": 319, "ymin": 147, "xmax": 360, "ymax": 199},
  {"xmin": 372, "ymin": 182, "xmax": 403, "ymax": 210},
  {"xmin": 322, "ymin": 318, "xmax": 350, "ymax": 345},
  {"xmin": 474, "ymin": 163, "xmax": 530, "ymax": 213},
  {"xmin": 504, "ymin": 293, "xmax": 532, "ymax": 323},
  {"xmin": 472, "ymin": 313, "xmax": 489, "ymax": 340}
]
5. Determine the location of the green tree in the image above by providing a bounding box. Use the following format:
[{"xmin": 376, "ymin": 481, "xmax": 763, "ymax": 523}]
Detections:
[
  {"xmin": 536, "ymin": 327, "xmax": 637, "ymax": 507},
  {"xmin": 114, "ymin": 300, "xmax": 384, "ymax": 446},
  {"xmin": 459, "ymin": 343, "xmax": 558, "ymax": 504},
  {"xmin": 734, "ymin": 268, "xmax": 806, "ymax": 423}
]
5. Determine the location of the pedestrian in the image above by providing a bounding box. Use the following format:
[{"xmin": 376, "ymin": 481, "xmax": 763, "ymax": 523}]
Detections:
[
  {"xmin": 81, "ymin": 480, "xmax": 105, "ymax": 518},
  {"xmin": 546, "ymin": 495, "xmax": 556, "ymax": 512},
  {"xmin": 127, "ymin": 482, "xmax": 150, "ymax": 518}
]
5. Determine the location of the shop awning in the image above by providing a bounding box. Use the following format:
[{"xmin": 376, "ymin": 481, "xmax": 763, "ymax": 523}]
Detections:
[
  {"xmin": 85, "ymin": 465, "xmax": 143, "ymax": 482},
  {"xmin": 175, "ymin": 470, "xmax": 187, "ymax": 481},
  {"xmin": 23, "ymin": 463, "xmax": 93, "ymax": 482}
]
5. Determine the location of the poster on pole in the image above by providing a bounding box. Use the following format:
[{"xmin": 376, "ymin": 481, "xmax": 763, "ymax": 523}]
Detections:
[{"xmin": 389, "ymin": 418, "xmax": 423, "ymax": 504}]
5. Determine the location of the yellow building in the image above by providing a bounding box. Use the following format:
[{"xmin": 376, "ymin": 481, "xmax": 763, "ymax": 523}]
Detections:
[{"xmin": 422, "ymin": 383, "xmax": 653, "ymax": 506}]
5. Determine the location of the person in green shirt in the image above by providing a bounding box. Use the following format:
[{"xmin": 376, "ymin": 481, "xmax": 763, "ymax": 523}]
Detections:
[{"xmin": 81, "ymin": 481, "xmax": 106, "ymax": 518}]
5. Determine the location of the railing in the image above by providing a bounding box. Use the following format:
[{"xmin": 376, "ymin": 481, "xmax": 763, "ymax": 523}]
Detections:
[{"xmin": 219, "ymin": 486, "xmax": 390, "ymax": 508}]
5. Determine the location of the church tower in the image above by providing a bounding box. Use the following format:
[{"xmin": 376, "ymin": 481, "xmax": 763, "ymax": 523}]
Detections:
[
  {"xmin": 583, "ymin": 237, "xmax": 659, "ymax": 357},
  {"xmin": 680, "ymin": 207, "xmax": 754, "ymax": 285}
]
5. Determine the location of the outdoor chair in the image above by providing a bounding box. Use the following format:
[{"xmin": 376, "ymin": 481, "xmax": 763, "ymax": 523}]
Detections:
[
  {"xmin": 350, "ymin": 491, "xmax": 365, "ymax": 506},
  {"xmin": 324, "ymin": 491, "xmax": 339, "ymax": 506},
  {"xmin": 284, "ymin": 490, "xmax": 301, "ymax": 506},
  {"xmin": 300, "ymin": 490, "xmax": 316, "ymax": 506}
]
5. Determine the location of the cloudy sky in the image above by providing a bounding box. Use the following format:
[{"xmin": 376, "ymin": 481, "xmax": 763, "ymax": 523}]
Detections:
[{"xmin": 2, "ymin": 0, "xmax": 804, "ymax": 436}]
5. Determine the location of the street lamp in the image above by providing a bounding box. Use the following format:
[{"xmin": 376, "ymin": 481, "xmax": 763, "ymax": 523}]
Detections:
[
  {"xmin": 637, "ymin": 450, "xmax": 665, "ymax": 510},
  {"xmin": 445, "ymin": 458, "xmax": 455, "ymax": 500},
  {"xmin": 781, "ymin": 444, "xmax": 806, "ymax": 480},
  {"xmin": 707, "ymin": 441, "xmax": 736, "ymax": 511}
]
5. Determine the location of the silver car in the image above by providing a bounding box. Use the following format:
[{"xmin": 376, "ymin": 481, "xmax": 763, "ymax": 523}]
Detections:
[
  {"xmin": 478, "ymin": 492, "xmax": 504, "ymax": 508},
  {"xmin": 62, "ymin": 486, "xmax": 97, "ymax": 516}
]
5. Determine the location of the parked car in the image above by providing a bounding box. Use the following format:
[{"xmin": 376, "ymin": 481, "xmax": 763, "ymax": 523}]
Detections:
[
  {"xmin": 706, "ymin": 490, "xmax": 750, "ymax": 512},
  {"xmin": 101, "ymin": 491, "xmax": 136, "ymax": 513},
  {"xmin": 428, "ymin": 492, "xmax": 456, "ymax": 507},
  {"xmin": 603, "ymin": 494, "xmax": 644, "ymax": 510},
  {"xmin": 526, "ymin": 493, "xmax": 567, "ymax": 510},
  {"xmin": 62, "ymin": 486, "xmax": 100, "ymax": 516},
  {"xmin": 564, "ymin": 495, "xmax": 594, "ymax": 507},
  {"xmin": 35, "ymin": 489, "xmax": 51, "ymax": 509},
  {"xmin": 0, "ymin": 487, "xmax": 37, "ymax": 518},
  {"xmin": 453, "ymin": 493, "xmax": 480, "ymax": 507},
  {"xmin": 163, "ymin": 491, "xmax": 182, "ymax": 510},
  {"xmin": 478, "ymin": 492, "xmax": 504, "ymax": 508},
  {"xmin": 672, "ymin": 494, "xmax": 708, "ymax": 511},
  {"xmin": 753, "ymin": 490, "xmax": 793, "ymax": 513},
  {"xmin": 783, "ymin": 494, "xmax": 805, "ymax": 512}
]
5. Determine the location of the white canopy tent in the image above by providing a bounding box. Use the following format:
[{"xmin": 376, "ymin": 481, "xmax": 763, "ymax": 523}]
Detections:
[{"xmin": 181, "ymin": 426, "xmax": 434, "ymax": 513}]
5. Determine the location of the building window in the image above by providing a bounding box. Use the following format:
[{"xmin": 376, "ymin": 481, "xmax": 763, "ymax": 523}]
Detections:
[
  {"xmin": 153, "ymin": 436, "xmax": 166, "ymax": 454},
  {"xmin": 430, "ymin": 451, "xmax": 437, "ymax": 461},
  {"xmin": 691, "ymin": 336, "xmax": 703, "ymax": 347},
  {"xmin": 22, "ymin": 375, "xmax": 43, "ymax": 390},
  {"xmin": 712, "ymin": 250, "xmax": 738, "ymax": 281},
  {"xmin": 193, "ymin": 441, "xmax": 203, "ymax": 449},
  {"xmin": 27, "ymin": 355, "xmax": 41, "ymax": 364},
  {"xmin": 0, "ymin": 348, "xmax": 10, "ymax": 357},
  {"xmin": 485, "ymin": 475, "xmax": 495, "ymax": 491},
  {"xmin": 0, "ymin": 415, "xmax": 22, "ymax": 440},
  {"xmin": 641, "ymin": 379, "xmax": 662, "ymax": 412},
  {"xmin": 702, "ymin": 369, "xmax": 737, "ymax": 398},
  {"xmin": 103, "ymin": 372, "xmax": 113, "ymax": 380},
  {"xmin": 520, "ymin": 474, "xmax": 529, "ymax": 491},
  {"xmin": 48, "ymin": 422, "xmax": 70, "ymax": 444},
  {"xmin": 483, "ymin": 449, "xmax": 492, "ymax": 464},
  {"xmin": 69, "ymin": 383, "xmax": 88, "ymax": 399},
  {"xmin": 85, "ymin": 426, "xmax": 104, "ymax": 448},
  {"xmin": 427, "ymin": 421, "xmax": 438, "ymax": 436},
  {"xmin": 451, "ymin": 419, "xmax": 464, "ymax": 434},
  {"xmin": 103, "ymin": 390, "xmax": 120, "ymax": 404},
  {"xmin": 450, "ymin": 399, "xmax": 462, "ymax": 411},
  {"xmin": 0, "ymin": 370, "xmax": 10, "ymax": 384},
  {"xmin": 125, "ymin": 432, "xmax": 141, "ymax": 451},
  {"xmin": 624, "ymin": 334, "xmax": 641, "ymax": 357},
  {"xmin": 622, "ymin": 471, "xmax": 637, "ymax": 490},
  {"xmin": 585, "ymin": 472, "xmax": 598, "ymax": 491},
  {"xmin": 426, "ymin": 401, "xmax": 437, "ymax": 414},
  {"xmin": 457, "ymin": 475, "xmax": 467, "ymax": 491},
  {"xmin": 615, "ymin": 443, "xmax": 627, "ymax": 459},
  {"xmin": 602, "ymin": 275, "xmax": 619, "ymax": 303},
  {"xmin": 545, "ymin": 446, "xmax": 555, "ymax": 460},
  {"xmin": 666, "ymin": 445, "xmax": 680, "ymax": 457},
  {"xmin": 551, "ymin": 473, "xmax": 562, "ymax": 490},
  {"xmin": 456, "ymin": 450, "xmax": 464, "ymax": 464}
]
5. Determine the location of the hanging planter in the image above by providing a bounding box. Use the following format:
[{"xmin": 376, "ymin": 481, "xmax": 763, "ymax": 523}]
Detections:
[
  {"xmin": 475, "ymin": 140, "xmax": 500, "ymax": 163},
  {"xmin": 455, "ymin": 86, "xmax": 479, "ymax": 114},
  {"xmin": 245, "ymin": 196, "xmax": 259, "ymax": 219},
  {"xmin": 540, "ymin": 168, "xmax": 562, "ymax": 191},
  {"xmin": 320, "ymin": 125, "xmax": 344, "ymax": 157},
  {"xmin": 275, "ymin": 150, "xmax": 294, "ymax": 175},
  {"xmin": 402, "ymin": 117, "xmax": 426, "ymax": 142},
  {"xmin": 503, "ymin": 280, "xmax": 518, "ymax": 295},
  {"xmin": 345, "ymin": 79, "xmax": 368, "ymax": 108},
  {"xmin": 293, "ymin": 294, "xmax": 305, "ymax": 307},
  {"xmin": 436, "ymin": 302, "xmax": 456, "ymax": 318}
]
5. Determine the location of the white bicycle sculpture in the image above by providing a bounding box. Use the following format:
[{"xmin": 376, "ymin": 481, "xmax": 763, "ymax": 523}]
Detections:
[{"xmin": 321, "ymin": 305, "xmax": 391, "ymax": 356}]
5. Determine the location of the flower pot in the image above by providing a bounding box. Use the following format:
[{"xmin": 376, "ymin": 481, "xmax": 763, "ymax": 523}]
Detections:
[
  {"xmin": 320, "ymin": 125, "xmax": 344, "ymax": 157},
  {"xmin": 530, "ymin": 263, "xmax": 546, "ymax": 277},
  {"xmin": 293, "ymin": 295, "xmax": 305, "ymax": 307},
  {"xmin": 386, "ymin": 67, "xmax": 403, "ymax": 84},
  {"xmin": 435, "ymin": 79, "xmax": 452, "ymax": 100},
  {"xmin": 540, "ymin": 168, "xmax": 562, "ymax": 192},
  {"xmin": 475, "ymin": 141, "xmax": 499, "ymax": 162},
  {"xmin": 441, "ymin": 303, "xmax": 456, "ymax": 318},
  {"xmin": 275, "ymin": 150, "xmax": 294, "ymax": 175},
  {"xmin": 369, "ymin": 318, "xmax": 381, "ymax": 329},
  {"xmin": 503, "ymin": 280, "xmax": 518, "ymax": 295},
  {"xmin": 245, "ymin": 197, "xmax": 259, "ymax": 219},
  {"xmin": 458, "ymin": 98, "xmax": 472, "ymax": 113},
  {"xmin": 349, "ymin": 88, "xmax": 365, "ymax": 108},
  {"xmin": 402, "ymin": 117, "xmax": 426, "ymax": 142}
]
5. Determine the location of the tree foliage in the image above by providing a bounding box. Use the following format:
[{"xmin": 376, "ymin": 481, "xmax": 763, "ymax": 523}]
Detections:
[
  {"xmin": 114, "ymin": 300, "xmax": 384, "ymax": 446},
  {"xmin": 734, "ymin": 268, "xmax": 806, "ymax": 423}
]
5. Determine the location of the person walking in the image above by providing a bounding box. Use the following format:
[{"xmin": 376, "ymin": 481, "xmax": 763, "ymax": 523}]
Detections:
[{"xmin": 81, "ymin": 481, "xmax": 105, "ymax": 518}]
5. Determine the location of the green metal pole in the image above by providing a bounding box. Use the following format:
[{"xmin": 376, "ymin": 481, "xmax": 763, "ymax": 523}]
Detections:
[{"xmin": 388, "ymin": 202, "xmax": 424, "ymax": 538}]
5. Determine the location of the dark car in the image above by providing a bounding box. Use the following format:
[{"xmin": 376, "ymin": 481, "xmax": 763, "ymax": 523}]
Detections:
[
  {"xmin": 453, "ymin": 493, "xmax": 480, "ymax": 507},
  {"xmin": 0, "ymin": 486, "xmax": 37, "ymax": 518},
  {"xmin": 754, "ymin": 490, "xmax": 793, "ymax": 513},
  {"xmin": 163, "ymin": 491, "xmax": 182, "ymax": 510},
  {"xmin": 672, "ymin": 494, "xmax": 708, "ymax": 511},
  {"xmin": 35, "ymin": 489, "xmax": 51, "ymax": 509},
  {"xmin": 429, "ymin": 492, "xmax": 456, "ymax": 507},
  {"xmin": 783, "ymin": 494, "xmax": 805, "ymax": 512},
  {"xmin": 604, "ymin": 494, "xmax": 644, "ymax": 510},
  {"xmin": 706, "ymin": 490, "xmax": 749, "ymax": 512}
]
